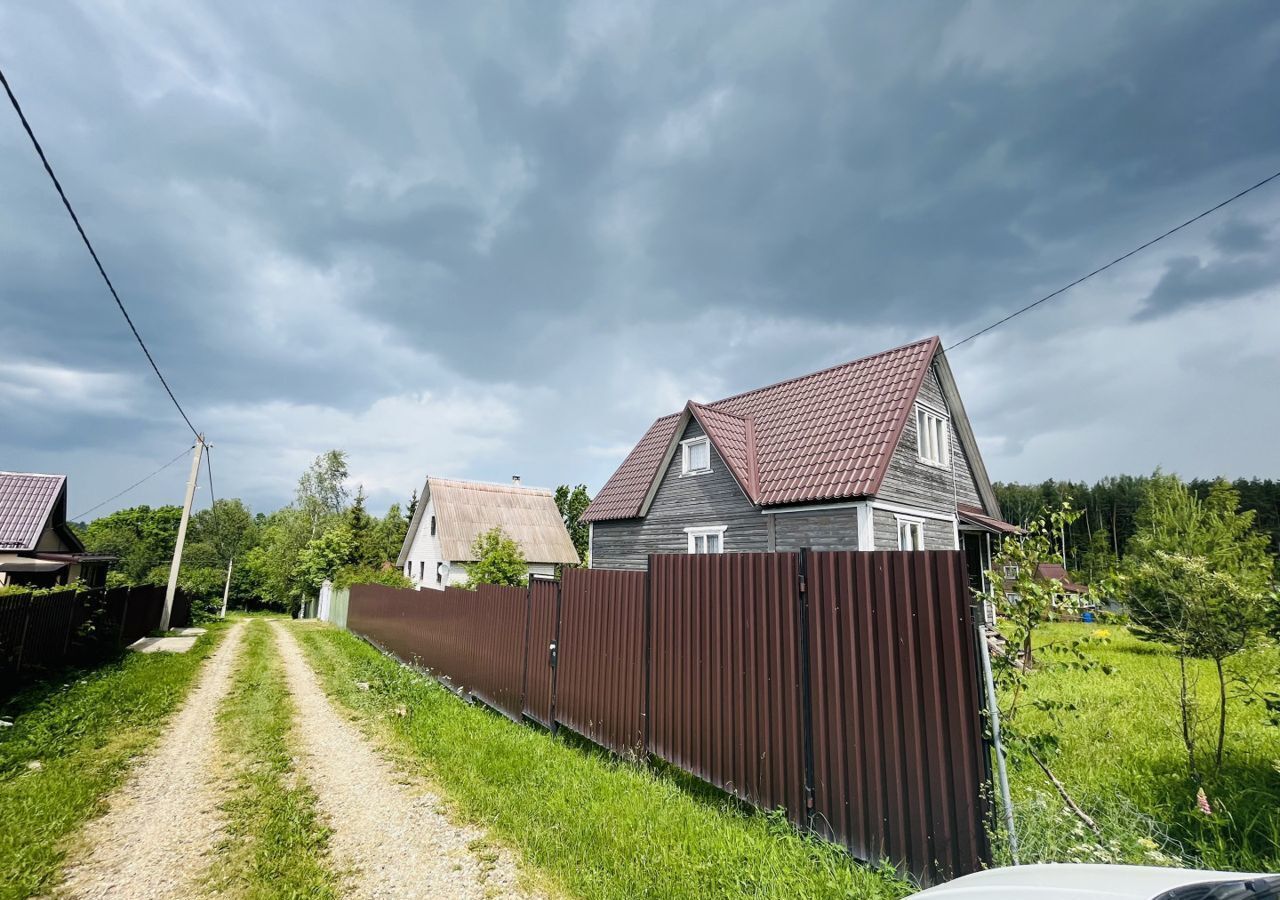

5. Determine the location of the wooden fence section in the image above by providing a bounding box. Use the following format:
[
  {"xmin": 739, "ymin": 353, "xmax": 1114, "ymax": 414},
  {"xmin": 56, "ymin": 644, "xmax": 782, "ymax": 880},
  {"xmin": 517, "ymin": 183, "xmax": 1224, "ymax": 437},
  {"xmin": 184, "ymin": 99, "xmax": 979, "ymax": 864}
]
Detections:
[
  {"xmin": 346, "ymin": 549, "xmax": 990, "ymax": 885},
  {"xmin": 0, "ymin": 585, "xmax": 192, "ymax": 694}
]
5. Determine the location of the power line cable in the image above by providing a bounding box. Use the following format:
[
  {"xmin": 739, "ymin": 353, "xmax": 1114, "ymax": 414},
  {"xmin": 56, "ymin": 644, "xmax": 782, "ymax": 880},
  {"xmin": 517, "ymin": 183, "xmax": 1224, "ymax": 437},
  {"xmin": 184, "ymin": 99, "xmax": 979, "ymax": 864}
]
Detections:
[
  {"xmin": 0, "ymin": 64, "xmax": 200, "ymax": 438},
  {"xmin": 70, "ymin": 446, "xmax": 193, "ymax": 521},
  {"xmin": 945, "ymin": 167, "xmax": 1280, "ymax": 351}
]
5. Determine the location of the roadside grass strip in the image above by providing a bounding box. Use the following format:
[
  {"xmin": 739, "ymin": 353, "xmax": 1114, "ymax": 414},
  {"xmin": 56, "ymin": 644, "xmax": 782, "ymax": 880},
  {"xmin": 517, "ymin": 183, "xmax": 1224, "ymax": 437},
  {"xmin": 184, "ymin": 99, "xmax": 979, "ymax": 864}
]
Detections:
[
  {"xmin": 294, "ymin": 622, "xmax": 911, "ymax": 900},
  {"xmin": 207, "ymin": 619, "xmax": 339, "ymax": 900},
  {"xmin": 1003, "ymin": 623, "xmax": 1280, "ymax": 873},
  {"xmin": 0, "ymin": 623, "xmax": 227, "ymax": 900}
]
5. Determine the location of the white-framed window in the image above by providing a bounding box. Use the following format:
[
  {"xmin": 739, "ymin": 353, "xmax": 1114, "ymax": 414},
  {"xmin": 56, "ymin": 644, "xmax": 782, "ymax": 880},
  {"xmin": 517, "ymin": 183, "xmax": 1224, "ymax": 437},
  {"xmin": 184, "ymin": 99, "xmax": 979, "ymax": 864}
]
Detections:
[
  {"xmin": 1002, "ymin": 564, "xmax": 1019, "ymax": 579},
  {"xmin": 897, "ymin": 516, "xmax": 925, "ymax": 551},
  {"xmin": 1005, "ymin": 592, "xmax": 1022, "ymax": 606},
  {"xmin": 916, "ymin": 405, "xmax": 950, "ymax": 468},
  {"xmin": 685, "ymin": 525, "xmax": 726, "ymax": 554},
  {"xmin": 681, "ymin": 436, "xmax": 711, "ymax": 475}
]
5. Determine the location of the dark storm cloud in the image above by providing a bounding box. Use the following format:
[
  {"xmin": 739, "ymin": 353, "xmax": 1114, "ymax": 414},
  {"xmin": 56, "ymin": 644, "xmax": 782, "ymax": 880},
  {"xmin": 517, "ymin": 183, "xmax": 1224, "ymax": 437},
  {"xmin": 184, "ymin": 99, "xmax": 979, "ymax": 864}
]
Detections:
[{"xmin": 2, "ymin": 0, "xmax": 1279, "ymax": 515}]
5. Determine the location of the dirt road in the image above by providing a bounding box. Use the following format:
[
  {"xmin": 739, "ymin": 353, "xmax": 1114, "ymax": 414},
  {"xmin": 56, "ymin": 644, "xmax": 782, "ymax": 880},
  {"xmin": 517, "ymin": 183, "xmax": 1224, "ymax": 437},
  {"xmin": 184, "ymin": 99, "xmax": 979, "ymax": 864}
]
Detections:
[
  {"xmin": 57, "ymin": 620, "xmax": 248, "ymax": 900},
  {"xmin": 270, "ymin": 620, "xmax": 539, "ymax": 899}
]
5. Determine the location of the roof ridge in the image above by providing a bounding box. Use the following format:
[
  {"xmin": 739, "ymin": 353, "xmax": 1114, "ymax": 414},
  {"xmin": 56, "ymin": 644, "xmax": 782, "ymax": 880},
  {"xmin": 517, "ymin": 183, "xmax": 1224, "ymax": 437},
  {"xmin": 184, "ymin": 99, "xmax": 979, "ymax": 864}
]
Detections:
[
  {"xmin": 0, "ymin": 471, "xmax": 65, "ymax": 479},
  {"xmin": 428, "ymin": 475, "xmax": 553, "ymax": 495},
  {"xmin": 706, "ymin": 336, "xmax": 938, "ymax": 408}
]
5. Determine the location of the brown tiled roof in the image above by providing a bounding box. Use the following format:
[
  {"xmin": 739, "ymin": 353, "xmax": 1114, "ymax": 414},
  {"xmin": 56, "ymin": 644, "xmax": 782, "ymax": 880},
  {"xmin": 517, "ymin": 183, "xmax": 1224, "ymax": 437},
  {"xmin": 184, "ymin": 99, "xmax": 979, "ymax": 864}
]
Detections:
[
  {"xmin": 583, "ymin": 337, "xmax": 941, "ymax": 521},
  {"xmin": 1036, "ymin": 563, "xmax": 1088, "ymax": 594},
  {"xmin": 0, "ymin": 472, "xmax": 66, "ymax": 551},
  {"xmin": 688, "ymin": 402, "xmax": 759, "ymax": 501}
]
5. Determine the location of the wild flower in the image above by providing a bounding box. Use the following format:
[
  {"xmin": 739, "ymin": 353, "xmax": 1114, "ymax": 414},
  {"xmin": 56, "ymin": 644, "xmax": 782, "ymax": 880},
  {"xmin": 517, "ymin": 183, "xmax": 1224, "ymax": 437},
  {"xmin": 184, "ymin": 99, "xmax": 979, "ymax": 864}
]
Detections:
[
  {"xmin": 1093, "ymin": 628, "xmax": 1111, "ymax": 638},
  {"xmin": 1195, "ymin": 788, "xmax": 1213, "ymax": 817}
]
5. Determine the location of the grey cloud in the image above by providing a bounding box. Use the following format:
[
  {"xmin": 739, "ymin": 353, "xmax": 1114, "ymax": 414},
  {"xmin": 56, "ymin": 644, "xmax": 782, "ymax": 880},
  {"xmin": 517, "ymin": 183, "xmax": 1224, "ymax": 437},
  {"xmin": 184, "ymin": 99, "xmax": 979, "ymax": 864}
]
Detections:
[
  {"xmin": 1135, "ymin": 254, "xmax": 1280, "ymax": 321},
  {"xmin": 2, "ymin": 0, "xmax": 1280, "ymax": 514}
]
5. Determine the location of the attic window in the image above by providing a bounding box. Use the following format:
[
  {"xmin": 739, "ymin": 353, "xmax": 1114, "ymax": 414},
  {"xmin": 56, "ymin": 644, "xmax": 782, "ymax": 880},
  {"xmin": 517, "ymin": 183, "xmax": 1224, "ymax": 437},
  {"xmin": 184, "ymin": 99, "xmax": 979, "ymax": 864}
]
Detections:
[
  {"xmin": 430, "ymin": 515, "xmax": 436, "ymax": 536},
  {"xmin": 916, "ymin": 405, "xmax": 950, "ymax": 468},
  {"xmin": 681, "ymin": 437, "xmax": 711, "ymax": 475}
]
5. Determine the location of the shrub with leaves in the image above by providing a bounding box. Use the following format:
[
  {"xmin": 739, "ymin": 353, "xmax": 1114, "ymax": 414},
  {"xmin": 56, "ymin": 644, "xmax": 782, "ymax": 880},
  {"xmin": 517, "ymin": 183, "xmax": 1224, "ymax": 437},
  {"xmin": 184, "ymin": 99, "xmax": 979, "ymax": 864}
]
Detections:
[{"xmin": 464, "ymin": 527, "xmax": 527, "ymax": 587}]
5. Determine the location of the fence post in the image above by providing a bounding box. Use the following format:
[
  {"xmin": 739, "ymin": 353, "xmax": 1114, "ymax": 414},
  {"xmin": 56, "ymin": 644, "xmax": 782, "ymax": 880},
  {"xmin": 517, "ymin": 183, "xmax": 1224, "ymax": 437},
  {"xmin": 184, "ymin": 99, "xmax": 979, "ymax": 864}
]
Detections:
[
  {"xmin": 548, "ymin": 577, "xmax": 563, "ymax": 737},
  {"xmin": 641, "ymin": 563, "xmax": 653, "ymax": 757},
  {"xmin": 13, "ymin": 594, "xmax": 34, "ymax": 676},
  {"xmin": 796, "ymin": 548, "xmax": 817, "ymax": 825},
  {"xmin": 61, "ymin": 589, "xmax": 80, "ymax": 661},
  {"xmin": 519, "ymin": 578, "xmax": 536, "ymax": 717},
  {"xmin": 116, "ymin": 588, "xmax": 130, "ymax": 649}
]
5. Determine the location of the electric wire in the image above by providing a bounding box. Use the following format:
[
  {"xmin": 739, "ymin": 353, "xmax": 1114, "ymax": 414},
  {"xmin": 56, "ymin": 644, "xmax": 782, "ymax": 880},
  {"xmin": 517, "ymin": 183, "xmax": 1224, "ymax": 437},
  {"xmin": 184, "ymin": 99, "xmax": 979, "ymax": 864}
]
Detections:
[
  {"xmin": 945, "ymin": 167, "xmax": 1280, "ymax": 351},
  {"xmin": 69, "ymin": 447, "xmax": 193, "ymax": 521},
  {"xmin": 0, "ymin": 64, "xmax": 200, "ymax": 438}
]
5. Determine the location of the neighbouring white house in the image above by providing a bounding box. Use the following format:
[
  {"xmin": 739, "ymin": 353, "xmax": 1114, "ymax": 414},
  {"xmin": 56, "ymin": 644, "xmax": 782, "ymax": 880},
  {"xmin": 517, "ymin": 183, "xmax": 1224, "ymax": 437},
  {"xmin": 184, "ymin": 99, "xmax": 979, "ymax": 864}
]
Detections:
[{"xmin": 397, "ymin": 475, "xmax": 579, "ymax": 590}]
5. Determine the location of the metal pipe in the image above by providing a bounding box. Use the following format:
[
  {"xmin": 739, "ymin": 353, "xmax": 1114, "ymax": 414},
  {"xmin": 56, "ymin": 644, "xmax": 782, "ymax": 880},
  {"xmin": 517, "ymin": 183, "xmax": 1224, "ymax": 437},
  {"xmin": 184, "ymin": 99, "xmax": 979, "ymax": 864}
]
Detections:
[{"xmin": 979, "ymin": 622, "xmax": 1019, "ymax": 863}]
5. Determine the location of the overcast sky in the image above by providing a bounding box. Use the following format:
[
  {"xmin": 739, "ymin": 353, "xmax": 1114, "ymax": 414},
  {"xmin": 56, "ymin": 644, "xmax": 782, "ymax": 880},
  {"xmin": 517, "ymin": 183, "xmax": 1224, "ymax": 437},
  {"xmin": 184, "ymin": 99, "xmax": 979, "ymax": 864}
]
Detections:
[{"xmin": 2, "ymin": 1, "xmax": 1278, "ymax": 520}]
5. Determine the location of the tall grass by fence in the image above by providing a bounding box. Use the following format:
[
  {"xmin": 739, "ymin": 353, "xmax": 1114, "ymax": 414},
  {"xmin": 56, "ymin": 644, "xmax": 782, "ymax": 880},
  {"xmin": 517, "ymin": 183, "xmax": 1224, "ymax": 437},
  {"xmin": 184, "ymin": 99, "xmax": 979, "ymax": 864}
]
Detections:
[
  {"xmin": 345, "ymin": 550, "xmax": 990, "ymax": 886},
  {"xmin": 0, "ymin": 585, "xmax": 192, "ymax": 694}
]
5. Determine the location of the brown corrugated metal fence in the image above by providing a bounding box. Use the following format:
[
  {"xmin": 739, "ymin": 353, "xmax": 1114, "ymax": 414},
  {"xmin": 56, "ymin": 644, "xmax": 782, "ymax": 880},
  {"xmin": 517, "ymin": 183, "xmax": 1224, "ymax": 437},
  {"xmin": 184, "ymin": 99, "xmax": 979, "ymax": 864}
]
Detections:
[
  {"xmin": 556, "ymin": 567, "xmax": 647, "ymax": 755},
  {"xmin": 345, "ymin": 549, "xmax": 990, "ymax": 885},
  {"xmin": 806, "ymin": 551, "xmax": 989, "ymax": 883},
  {"xmin": 522, "ymin": 577, "xmax": 559, "ymax": 728},
  {"xmin": 649, "ymin": 552, "xmax": 809, "ymax": 823},
  {"xmin": 1, "ymin": 585, "xmax": 193, "ymax": 695}
]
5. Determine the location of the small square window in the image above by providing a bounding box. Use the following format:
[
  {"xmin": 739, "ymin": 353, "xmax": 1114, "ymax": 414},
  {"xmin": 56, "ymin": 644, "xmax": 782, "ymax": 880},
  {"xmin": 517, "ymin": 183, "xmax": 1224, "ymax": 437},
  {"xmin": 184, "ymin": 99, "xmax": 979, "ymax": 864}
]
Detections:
[
  {"xmin": 897, "ymin": 518, "xmax": 925, "ymax": 551},
  {"xmin": 686, "ymin": 526, "xmax": 725, "ymax": 554},
  {"xmin": 682, "ymin": 437, "xmax": 711, "ymax": 474},
  {"xmin": 1002, "ymin": 564, "xmax": 1020, "ymax": 578},
  {"xmin": 916, "ymin": 406, "xmax": 950, "ymax": 468}
]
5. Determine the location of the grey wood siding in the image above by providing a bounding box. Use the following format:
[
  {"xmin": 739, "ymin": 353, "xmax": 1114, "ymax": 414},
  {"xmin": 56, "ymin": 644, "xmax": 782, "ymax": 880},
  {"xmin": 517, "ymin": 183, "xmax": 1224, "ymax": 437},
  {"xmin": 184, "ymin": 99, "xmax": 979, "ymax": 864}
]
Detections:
[
  {"xmin": 878, "ymin": 364, "xmax": 983, "ymax": 513},
  {"xmin": 589, "ymin": 419, "xmax": 768, "ymax": 570},
  {"xmin": 872, "ymin": 509, "xmax": 956, "ymax": 551},
  {"xmin": 770, "ymin": 507, "xmax": 859, "ymax": 552}
]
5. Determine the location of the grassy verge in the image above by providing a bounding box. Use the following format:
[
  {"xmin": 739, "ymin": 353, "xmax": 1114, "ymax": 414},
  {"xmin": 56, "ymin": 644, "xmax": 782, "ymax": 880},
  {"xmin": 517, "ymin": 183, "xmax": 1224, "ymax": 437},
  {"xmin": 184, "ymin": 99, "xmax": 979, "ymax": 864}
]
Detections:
[
  {"xmin": 207, "ymin": 619, "xmax": 338, "ymax": 899},
  {"xmin": 1000, "ymin": 622, "xmax": 1280, "ymax": 872},
  {"xmin": 0, "ymin": 623, "xmax": 228, "ymax": 900},
  {"xmin": 294, "ymin": 622, "xmax": 910, "ymax": 900}
]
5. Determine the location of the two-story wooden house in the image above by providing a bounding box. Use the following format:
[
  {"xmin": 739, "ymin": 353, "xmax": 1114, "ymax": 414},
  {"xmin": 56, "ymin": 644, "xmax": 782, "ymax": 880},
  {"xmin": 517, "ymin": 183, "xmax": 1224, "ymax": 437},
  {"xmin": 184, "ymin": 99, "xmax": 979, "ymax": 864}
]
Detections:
[{"xmin": 581, "ymin": 337, "xmax": 1017, "ymax": 589}]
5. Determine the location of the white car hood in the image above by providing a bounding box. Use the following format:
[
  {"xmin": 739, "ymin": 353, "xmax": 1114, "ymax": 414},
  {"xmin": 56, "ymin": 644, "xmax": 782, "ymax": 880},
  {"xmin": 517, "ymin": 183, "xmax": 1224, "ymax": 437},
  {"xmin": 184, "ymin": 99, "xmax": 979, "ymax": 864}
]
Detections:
[{"xmin": 910, "ymin": 864, "xmax": 1273, "ymax": 899}]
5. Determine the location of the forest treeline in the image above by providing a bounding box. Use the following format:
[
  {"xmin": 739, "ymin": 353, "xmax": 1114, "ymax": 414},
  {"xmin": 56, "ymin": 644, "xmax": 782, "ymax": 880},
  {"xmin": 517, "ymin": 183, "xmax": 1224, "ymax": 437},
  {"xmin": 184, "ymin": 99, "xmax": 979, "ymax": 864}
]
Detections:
[{"xmin": 994, "ymin": 474, "xmax": 1280, "ymax": 577}]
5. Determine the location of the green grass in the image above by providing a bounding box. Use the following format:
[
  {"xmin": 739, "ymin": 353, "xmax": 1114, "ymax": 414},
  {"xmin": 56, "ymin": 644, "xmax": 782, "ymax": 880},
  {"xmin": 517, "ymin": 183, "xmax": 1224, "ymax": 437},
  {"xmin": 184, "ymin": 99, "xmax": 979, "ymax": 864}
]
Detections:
[
  {"xmin": 999, "ymin": 622, "xmax": 1280, "ymax": 872},
  {"xmin": 207, "ymin": 619, "xmax": 338, "ymax": 899},
  {"xmin": 0, "ymin": 623, "xmax": 228, "ymax": 900},
  {"xmin": 293, "ymin": 622, "xmax": 910, "ymax": 900}
]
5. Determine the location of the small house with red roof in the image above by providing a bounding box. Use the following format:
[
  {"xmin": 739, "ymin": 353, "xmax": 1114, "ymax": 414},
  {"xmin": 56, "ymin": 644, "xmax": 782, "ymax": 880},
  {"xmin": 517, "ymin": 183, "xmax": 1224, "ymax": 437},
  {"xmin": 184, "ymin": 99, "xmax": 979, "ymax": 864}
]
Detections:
[
  {"xmin": 581, "ymin": 337, "xmax": 1015, "ymax": 589},
  {"xmin": 0, "ymin": 472, "xmax": 113, "ymax": 589}
]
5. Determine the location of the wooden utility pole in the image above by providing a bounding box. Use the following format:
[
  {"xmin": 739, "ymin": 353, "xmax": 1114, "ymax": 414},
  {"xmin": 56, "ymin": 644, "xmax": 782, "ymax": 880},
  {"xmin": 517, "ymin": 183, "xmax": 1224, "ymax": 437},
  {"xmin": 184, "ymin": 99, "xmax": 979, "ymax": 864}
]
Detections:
[
  {"xmin": 220, "ymin": 556, "xmax": 233, "ymax": 619},
  {"xmin": 161, "ymin": 435, "xmax": 204, "ymax": 632}
]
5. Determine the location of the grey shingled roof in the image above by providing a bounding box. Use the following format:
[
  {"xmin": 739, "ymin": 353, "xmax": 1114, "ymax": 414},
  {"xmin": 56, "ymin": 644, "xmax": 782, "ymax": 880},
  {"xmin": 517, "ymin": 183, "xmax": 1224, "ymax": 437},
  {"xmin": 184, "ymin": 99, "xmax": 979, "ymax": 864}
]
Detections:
[{"xmin": 0, "ymin": 472, "xmax": 66, "ymax": 551}]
